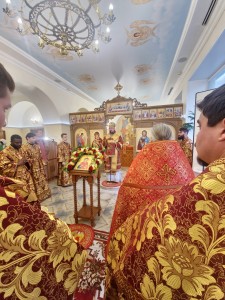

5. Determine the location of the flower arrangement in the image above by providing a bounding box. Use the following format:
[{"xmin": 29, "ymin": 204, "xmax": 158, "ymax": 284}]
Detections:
[{"xmin": 66, "ymin": 147, "xmax": 104, "ymax": 173}]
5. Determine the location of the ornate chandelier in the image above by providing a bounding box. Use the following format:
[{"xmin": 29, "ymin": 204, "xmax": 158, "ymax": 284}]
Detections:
[{"xmin": 3, "ymin": 0, "xmax": 116, "ymax": 56}]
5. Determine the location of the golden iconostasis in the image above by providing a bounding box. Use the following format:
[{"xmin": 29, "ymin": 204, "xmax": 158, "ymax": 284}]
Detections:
[{"xmin": 70, "ymin": 96, "xmax": 183, "ymax": 158}]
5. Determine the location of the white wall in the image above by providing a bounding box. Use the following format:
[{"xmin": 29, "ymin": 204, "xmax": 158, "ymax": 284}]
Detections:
[
  {"xmin": 184, "ymin": 79, "xmax": 208, "ymax": 140},
  {"xmin": 186, "ymin": 80, "xmax": 208, "ymax": 117},
  {"xmin": 44, "ymin": 124, "xmax": 71, "ymax": 143}
]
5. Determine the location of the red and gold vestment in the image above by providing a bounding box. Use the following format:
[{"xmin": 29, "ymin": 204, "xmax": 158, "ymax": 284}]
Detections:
[
  {"xmin": 22, "ymin": 143, "xmax": 51, "ymax": 201},
  {"xmin": 0, "ymin": 145, "xmax": 37, "ymax": 203},
  {"xmin": 103, "ymin": 133, "xmax": 123, "ymax": 173},
  {"xmin": 108, "ymin": 140, "xmax": 194, "ymax": 243},
  {"xmin": 0, "ymin": 176, "xmax": 87, "ymax": 300},
  {"xmin": 106, "ymin": 158, "xmax": 225, "ymax": 299},
  {"xmin": 57, "ymin": 141, "xmax": 72, "ymax": 186},
  {"xmin": 179, "ymin": 137, "xmax": 193, "ymax": 166}
]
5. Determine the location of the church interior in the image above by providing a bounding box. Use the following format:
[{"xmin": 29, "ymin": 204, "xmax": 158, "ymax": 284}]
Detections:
[{"xmin": 1, "ymin": 0, "xmax": 225, "ymax": 298}]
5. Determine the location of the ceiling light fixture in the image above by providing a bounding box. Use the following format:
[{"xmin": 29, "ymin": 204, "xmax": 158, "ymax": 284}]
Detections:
[
  {"xmin": 178, "ymin": 57, "xmax": 188, "ymax": 63},
  {"xmin": 3, "ymin": 0, "xmax": 116, "ymax": 57}
]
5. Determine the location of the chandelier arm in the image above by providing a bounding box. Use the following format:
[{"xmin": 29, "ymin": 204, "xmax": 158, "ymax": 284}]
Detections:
[
  {"xmin": 67, "ymin": 40, "xmax": 77, "ymax": 50},
  {"xmin": 74, "ymin": 36, "xmax": 88, "ymax": 40},
  {"xmin": 65, "ymin": 7, "xmax": 69, "ymax": 26},
  {"xmin": 74, "ymin": 26, "xmax": 89, "ymax": 34},
  {"xmin": 71, "ymin": 15, "xmax": 81, "ymax": 30},
  {"xmin": 87, "ymin": 2, "xmax": 102, "ymax": 29},
  {"xmin": 37, "ymin": 22, "xmax": 54, "ymax": 33},
  {"xmin": 50, "ymin": 6, "xmax": 61, "ymax": 27},
  {"xmin": 37, "ymin": 13, "xmax": 54, "ymax": 30},
  {"xmin": 84, "ymin": 2, "xmax": 92, "ymax": 14},
  {"xmin": 23, "ymin": 0, "xmax": 33, "ymax": 10},
  {"xmin": 93, "ymin": 22, "xmax": 101, "ymax": 29},
  {"xmin": 39, "ymin": 32, "xmax": 58, "ymax": 40}
]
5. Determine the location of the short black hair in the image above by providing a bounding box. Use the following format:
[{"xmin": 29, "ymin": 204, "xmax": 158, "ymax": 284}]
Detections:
[
  {"xmin": 197, "ymin": 84, "xmax": 225, "ymax": 126},
  {"xmin": 179, "ymin": 127, "xmax": 189, "ymax": 134},
  {"xmin": 0, "ymin": 63, "xmax": 15, "ymax": 98},
  {"xmin": 61, "ymin": 133, "xmax": 67, "ymax": 138},
  {"xmin": 11, "ymin": 134, "xmax": 22, "ymax": 142},
  {"xmin": 26, "ymin": 132, "xmax": 36, "ymax": 139}
]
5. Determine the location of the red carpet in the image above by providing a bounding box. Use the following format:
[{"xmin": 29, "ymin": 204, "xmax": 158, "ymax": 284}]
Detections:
[
  {"xmin": 101, "ymin": 180, "xmax": 121, "ymax": 188},
  {"xmin": 71, "ymin": 228, "xmax": 109, "ymax": 300}
]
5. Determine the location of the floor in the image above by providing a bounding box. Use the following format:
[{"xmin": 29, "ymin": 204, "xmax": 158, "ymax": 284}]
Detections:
[{"xmin": 41, "ymin": 168, "xmax": 128, "ymax": 232}]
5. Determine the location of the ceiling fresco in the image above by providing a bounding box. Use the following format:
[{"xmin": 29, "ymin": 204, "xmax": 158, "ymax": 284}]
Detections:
[{"xmin": 0, "ymin": 0, "xmax": 218, "ymax": 106}]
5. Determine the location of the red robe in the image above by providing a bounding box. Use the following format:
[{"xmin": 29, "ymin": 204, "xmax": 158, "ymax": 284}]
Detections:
[
  {"xmin": 108, "ymin": 140, "xmax": 195, "ymax": 245},
  {"xmin": 57, "ymin": 141, "xmax": 72, "ymax": 186},
  {"xmin": 22, "ymin": 143, "xmax": 51, "ymax": 201},
  {"xmin": 0, "ymin": 176, "xmax": 87, "ymax": 300},
  {"xmin": 103, "ymin": 133, "xmax": 123, "ymax": 173},
  {"xmin": 106, "ymin": 157, "xmax": 225, "ymax": 299}
]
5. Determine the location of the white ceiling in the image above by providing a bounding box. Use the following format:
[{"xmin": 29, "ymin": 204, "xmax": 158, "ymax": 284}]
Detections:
[{"xmin": 0, "ymin": 0, "xmax": 225, "ymax": 115}]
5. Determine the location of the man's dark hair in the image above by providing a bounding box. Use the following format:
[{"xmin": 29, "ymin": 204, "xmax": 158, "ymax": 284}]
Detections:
[
  {"xmin": 197, "ymin": 84, "xmax": 225, "ymax": 126},
  {"xmin": 179, "ymin": 127, "xmax": 189, "ymax": 134},
  {"xmin": 61, "ymin": 133, "xmax": 67, "ymax": 138},
  {"xmin": 0, "ymin": 63, "xmax": 15, "ymax": 98},
  {"xmin": 26, "ymin": 132, "xmax": 36, "ymax": 139},
  {"xmin": 11, "ymin": 134, "xmax": 22, "ymax": 142}
]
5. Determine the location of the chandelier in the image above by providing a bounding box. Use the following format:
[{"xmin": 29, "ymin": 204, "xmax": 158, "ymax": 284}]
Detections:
[{"xmin": 3, "ymin": 0, "xmax": 116, "ymax": 56}]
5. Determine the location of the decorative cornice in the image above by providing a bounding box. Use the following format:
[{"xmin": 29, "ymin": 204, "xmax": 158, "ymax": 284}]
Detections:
[
  {"xmin": 94, "ymin": 96, "xmax": 147, "ymax": 111},
  {"xmin": 94, "ymin": 101, "xmax": 106, "ymax": 111},
  {"xmin": 133, "ymin": 99, "xmax": 147, "ymax": 108}
]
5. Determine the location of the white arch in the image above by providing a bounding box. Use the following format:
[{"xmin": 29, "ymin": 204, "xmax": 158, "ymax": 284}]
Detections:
[
  {"xmin": 7, "ymin": 101, "xmax": 43, "ymax": 127},
  {"xmin": 13, "ymin": 83, "xmax": 60, "ymax": 124}
]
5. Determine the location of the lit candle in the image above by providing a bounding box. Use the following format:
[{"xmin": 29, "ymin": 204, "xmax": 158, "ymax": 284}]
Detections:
[
  {"xmin": 38, "ymin": 37, "xmax": 45, "ymax": 48},
  {"xmin": 17, "ymin": 17, "xmax": 23, "ymax": 32},
  {"xmin": 17, "ymin": 17, "xmax": 22, "ymax": 24},
  {"xmin": 109, "ymin": 3, "xmax": 113, "ymax": 15},
  {"xmin": 77, "ymin": 44, "xmax": 83, "ymax": 56},
  {"xmin": 106, "ymin": 27, "xmax": 110, "ymax": 37},
  {"xmin": 95, "ymin": 40, "xmax": 99, "ymax": 52}
]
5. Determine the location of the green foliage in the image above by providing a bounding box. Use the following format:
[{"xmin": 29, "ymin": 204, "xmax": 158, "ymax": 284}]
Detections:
[{"xmin": 182, "ymin": 111, "xmax": 194, "ymax": 131}]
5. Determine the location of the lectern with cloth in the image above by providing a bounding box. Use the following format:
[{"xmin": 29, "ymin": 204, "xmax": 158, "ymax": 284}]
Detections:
[
  {"xmin": 67, "ymin": 147, "xmax": 104, "ymax": 226},
  {"xmin": 70, "ymin": 169, "xmax": 101, "ymax": 227}
]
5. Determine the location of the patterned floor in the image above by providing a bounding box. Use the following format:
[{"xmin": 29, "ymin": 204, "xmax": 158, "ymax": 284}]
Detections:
[{"xmin": 41, "ymin": 168, "xmax": 128, "ymax": 232}]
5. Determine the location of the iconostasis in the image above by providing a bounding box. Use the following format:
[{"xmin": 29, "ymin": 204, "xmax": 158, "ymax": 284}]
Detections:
[{"xmin": 69, "ymin": 96, "xmax": 183, "ymax": 163}]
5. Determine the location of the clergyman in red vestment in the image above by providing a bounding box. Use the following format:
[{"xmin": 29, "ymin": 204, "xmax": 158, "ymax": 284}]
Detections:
[
  {"xmin": 178, "ymin": 126, "xmax": 193, "ymax": 166},
  {"xmin": 57, "ymin": 133, "xmax": 72, "ymax": 186},
  {"xmin": 103, "ymin": 122, "xmax": 123, "ymax": 182},
  {"xmin": 107, "ymin": 123, "xmax": 195, "ymax": 249},
  {"xmin": 106, "ymin": 85, "xmax": 225, "ymax": 299},
  {"xmin": 0, "ymin": 63, "xmax": 88, "ymax": 300}
]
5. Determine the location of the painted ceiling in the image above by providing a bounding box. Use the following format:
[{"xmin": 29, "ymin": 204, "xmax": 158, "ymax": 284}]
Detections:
[{"xmin": 0, "ymin": 0, "xmax": 220, "ymax": 106}]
